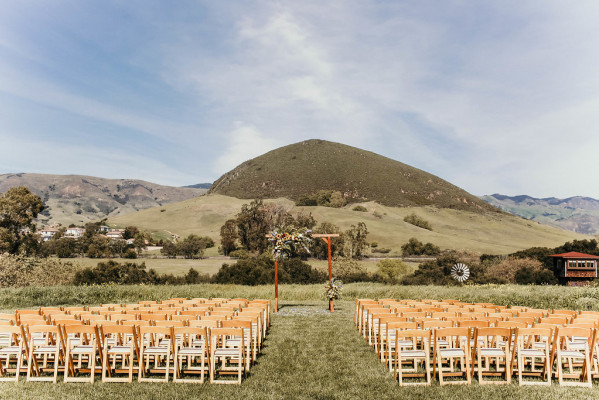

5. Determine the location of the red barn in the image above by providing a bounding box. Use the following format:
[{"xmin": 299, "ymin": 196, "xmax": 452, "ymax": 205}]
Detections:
[{"xmin": 551, "ymin": 251, "xmax": 599, "ymax": 286}]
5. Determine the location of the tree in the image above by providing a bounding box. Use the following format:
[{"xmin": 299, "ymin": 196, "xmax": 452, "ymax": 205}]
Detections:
[
  {"xmin": 123, "ymin": 226, "xmax": 140, "ymax": 240},
  {"xmin": 236, "ymin": 200, "xmax": 270, "ymax": 253},
  {"xmin": 342, "ymin": 222, "xmax": 369, "ymax": 259},
  {"xmin": 133, "ymin": 232, "xmax": 146, "ymax": 255},
  {"xmin": 310, "ymin": 222, "xmax": 344, "ymax": 259},
  {"xmin": 0, "ymin": 186, "xmax": 44, "ymax": 254},
  {"xmin": 220, "ymin": 219, "xmax": 238, "ymax": 256},
  {"xmin": 177, "ymin": 234, "xmax": 206, "ymax": 259},
  {"xmin": 160, "ymin": 241, "xmax": 178, "ymax": 258}
]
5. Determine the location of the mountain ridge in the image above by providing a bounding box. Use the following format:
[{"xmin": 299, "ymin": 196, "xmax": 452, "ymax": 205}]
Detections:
[
  {"xmin": 481, "ymin": 194, "xmax": 599, "ymax": 235},
  {"xmin": 0, "ymin": 173, "xmax": 206, "ymax": 226}
]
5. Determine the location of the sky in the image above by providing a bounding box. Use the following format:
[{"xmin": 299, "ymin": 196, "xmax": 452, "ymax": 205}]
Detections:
[{"xmin": 1, "ymin": 1, "xmax": 599, "ymax": 199}]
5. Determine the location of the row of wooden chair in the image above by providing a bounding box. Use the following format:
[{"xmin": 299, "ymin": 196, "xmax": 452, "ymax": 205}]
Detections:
[
  {"xmin": 356, "ymin": 298, "xmax": 599, "ymax": 386},
  {"xmin": 0, "ymin": 297, "xmax": 270, "ymax": 385}
]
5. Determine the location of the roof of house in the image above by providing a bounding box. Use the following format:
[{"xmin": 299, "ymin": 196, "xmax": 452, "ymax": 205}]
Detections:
[{"xmin": 550, "ymin": 251, "xmax": 599, "ymax": 259}]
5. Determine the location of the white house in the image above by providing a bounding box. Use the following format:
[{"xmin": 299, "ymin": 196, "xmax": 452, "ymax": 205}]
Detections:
[{"xmin": 65, "ymin": 227, "xmax": 85, "ymax": 238}]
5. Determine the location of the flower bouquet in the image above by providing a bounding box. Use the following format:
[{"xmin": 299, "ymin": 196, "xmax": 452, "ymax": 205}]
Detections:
[
  {"xmin": 268, "ymin": 228, "xmax": 312, "ymax": 259},
  {"xmin": 325, "ymin": 278, "xmax": 342, "ymax": 301}
]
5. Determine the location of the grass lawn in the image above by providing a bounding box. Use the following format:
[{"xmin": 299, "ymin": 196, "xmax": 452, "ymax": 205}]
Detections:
[{"xmin": 3, "ymin": 284, "xmax": 599, "ymax": 398}]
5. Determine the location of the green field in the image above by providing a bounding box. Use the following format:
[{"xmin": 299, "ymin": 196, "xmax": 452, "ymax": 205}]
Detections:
[
  {"xmin": 63, "ymin": 256, "xmax": 416, "ymax": 277},
  {"xmin": 2, "ymin": 283, "xmax": 599, "ymax": 399},
  {"xmin": 108, "ymin": 194, "xmax": 589, "ymax": 256}
]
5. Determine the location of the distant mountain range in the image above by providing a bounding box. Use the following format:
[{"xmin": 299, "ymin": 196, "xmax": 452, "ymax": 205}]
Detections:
[
  {"xmin": 0, "ymin": 173, "xmax": 206, "ymax": 226},
  {"xmin": 183, "ymin": 183, "xmax": 212, "ymax": 189},
  {"xmin": 481, "ymin": 194, "xmax": 599, "ymax": 235}
]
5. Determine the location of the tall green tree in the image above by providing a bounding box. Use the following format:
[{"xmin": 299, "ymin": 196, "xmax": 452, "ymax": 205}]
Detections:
[
  {"xmin": 342, "ymin": 222, "xmax": 369, "ymax": 259},
  {"xmin": 177, "ymin": 234, "xmax": 206, "ymax": 259},
  {"xmin": 0, "ymin": 186, "xmax": 44, "ymax": 254},
  {"xmin": 236, "ymin": 199, "xmax": 270, "ymax": 253},
  {"xmin": 220, "ymin": 219, "xmax": 238, "ymax": 256}
]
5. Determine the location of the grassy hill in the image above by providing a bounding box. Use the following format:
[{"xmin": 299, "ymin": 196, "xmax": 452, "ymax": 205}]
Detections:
[
  {"xmin": 108, "ymin": 194, "xmax": 588, "ymax": 255},
  {"xmin": 209, "ymin": 139, "xmax": 498, "ymax": 213},
  {"xmin": 0, "ymin": 173, "xmax": 206, "ymax": 226}
]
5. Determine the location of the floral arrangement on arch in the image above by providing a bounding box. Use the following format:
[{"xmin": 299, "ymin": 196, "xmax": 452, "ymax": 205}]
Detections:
[
  {"xmin": 325, "ymin": 278, "xmax": 342, "ymax": 300},
  {"xmin": 268, "ymin": 228, "xmax": 312, "ymax": 260}
]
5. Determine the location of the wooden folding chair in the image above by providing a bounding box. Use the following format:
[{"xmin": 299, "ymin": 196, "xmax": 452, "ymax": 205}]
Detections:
[
  {"xmin": 26, "ymin": 325, "xmax": 63, "ymax": 383},
  {"xmin": 512, "ymin": 327, "xmax": 552, "ymax": 386},
  {"xmin": 378, "ymin": 316, "xmax": 408, "ymax": 363},
  {"xmin": 63, "ymin": 324, "xmax": 99, "ymax": 383},
  {"xmin": 0, "ymin": 325, "xmax": 27, "ymax": 382},
  {"xmin": 138, "ymin": 326, "xmax": 173, "ymax": 382},
  {"xmin": 551, "ymin": 326, "xmax": 593, "ymax": 387},
  {"xmin": 433, "ymin": 327, "xmax": 472, "ymax": 385},
  {"xmin": 473, "ymin": 327, "xmax": 512, "ymax": 384},
  {"xmin": 101, "ymin": 325, "xmax": 139, "ymax": 383},
  {"xmin": 221, "ymin": 320, "xmax": 252, "ymax": 372},
  {"xmin": 386, "ymin": 322, "xmax": 418, "ymax": 372},
  {"xmin": 172, "ymin": 326, "xmax": 209, "ymax": 383},
  {"xmin": 395, "ymin": 329, "xmax": 432, "ymax": 386},
  {"xmin": 210, "ymin": 328, "xmax": 244, "ymax": 385}
]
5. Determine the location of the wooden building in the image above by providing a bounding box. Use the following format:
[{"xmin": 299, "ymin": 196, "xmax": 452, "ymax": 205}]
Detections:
[{"xmin": 551, "ymin": 251, "xmax": 599, "ymax": 286}]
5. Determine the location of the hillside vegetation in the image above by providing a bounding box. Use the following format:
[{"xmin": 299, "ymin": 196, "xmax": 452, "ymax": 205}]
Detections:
[
  {"xmin": 0, "ymin": 173, "xmax": 206, "ymax": 226},
  {"xmin": 482, "ymin": 193, "xmax": 599, "ymax": 235},
  {"xmin": 109, "ymin": 194, "xmax": 588, "ymax": 255},
  {"xmin": 209, "ymin": 139, "xmax": 498, "ymax": 213}
]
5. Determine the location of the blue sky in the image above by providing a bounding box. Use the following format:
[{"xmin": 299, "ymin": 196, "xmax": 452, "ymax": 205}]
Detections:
[{"xmin": 1, "ymin": 1, "xmax": 599, "ymax": 198}]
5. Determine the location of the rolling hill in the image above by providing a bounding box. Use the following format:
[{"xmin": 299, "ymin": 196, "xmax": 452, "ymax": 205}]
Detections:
[
  {"xmin": 0, "ymin": 173, "xmax": 206, "ymax": 226},
  {"xmin": 109, "ymin": 194, "xmax": 588, "ymax": 255},
  {"xmin": 481, "ymin": 194, "xmax": 599, "ymax": 235},
  {"xmin": 209, "ymin": 139, "xmax": 499, "ymax": 213}
]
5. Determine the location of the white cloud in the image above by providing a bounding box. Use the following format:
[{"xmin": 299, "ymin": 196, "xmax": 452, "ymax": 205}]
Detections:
[{"xmin": 213, "ymin": 122, "xmax": 280, "ymax": 175}]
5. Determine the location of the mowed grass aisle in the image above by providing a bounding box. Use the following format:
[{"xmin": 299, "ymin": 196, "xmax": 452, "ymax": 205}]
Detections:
[{"xmin": 2, "ymin": 300, "xmax": 599, "ymax": 399}]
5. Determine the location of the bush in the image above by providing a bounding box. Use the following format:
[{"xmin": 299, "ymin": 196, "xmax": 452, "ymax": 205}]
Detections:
[
  {"xmin": 229, "ymin": 249, "xmax": 250, "ymax": 259},
  {"xmin": 486, "ymin": 257, "xmax": 542, "ymax": 283},
  {"xmin": 123, "ymin": 249, "xmax": 137, "ymax": 259},
  {"xmin": 376, "ymin": 259, "xmax": 413, "ymax": 284},
  {"xmin": 212, "ymin": 256, "xmax": 326, "ymax": 285},
  {"xmin": 73, "ymin": 260, "xmax": 153, "ymax": 285},
  {"xmin": 371, "ymin": 248, "xmax": 391, "ymax": 254},
  {"xmin": 352, "ymin": 205, "xmax": 368, "ymax": 212},
  {"xmin": 295, "ymin": 190, "xmax": 346, "ymax": 208},
  {"xmin": 401, "ymin": 238, "xmax": 440, "ymax": 256},
  {"xmin": 0, "ymin": 254, "xmax": 79, "ymax": 288},
  {"xmin": 515, "ymin": 267, "xmax": 557, "ymax": 285},
  {"xmin": 403, "ymin": 213, "xmax": 432, "ymax": 230},
  {"xmin": 332, "ymin": 258, "xmax": 376, "ymax": 283}
]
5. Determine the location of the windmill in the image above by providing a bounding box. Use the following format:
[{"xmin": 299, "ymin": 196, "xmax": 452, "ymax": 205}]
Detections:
[{"xmin": 451, "ymin": 263, "xmax": 470, "ymax": 283}]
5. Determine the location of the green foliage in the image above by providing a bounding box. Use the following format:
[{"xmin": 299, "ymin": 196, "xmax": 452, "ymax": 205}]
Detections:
[
  {"xmin": 177, "ymin": 234, "xmax": 206, "ymax": 259},
  {"xmin": 332, "ymin": 257, "xmax": 376, "ymax": 283},
  {"xmin": 0, "ymin": 186, "xmax": 44, "ymax": 255},
  {"xmin": 376, "ymin": 259, "xmax": 413, "ymax": 283},
  {"xmin": 220, "ymin": 219, "xmax": 238, "ymax": 256},
  {"xmin": 403, "ymin": 213, "xmax": 432, "ymax": 230},
  {"xmin": 212, "ymin": 256, "xmax": 326, "ymax": 285},
  {"xmin": 72, "ymin": 260, "xmax": 210, "ymax": 286},
  {"xmin": 236, "ymin": 199, "xmax": 271, "ymax": 253},
  {"xmin": 342, "ymin": 222, "xmax": 369, "ymax": 259},
  {"xmin": 310, "ymin": 222, "xmax": 344, "ymax": 260},
  {"xmin": 352, "ymin": 205, "xmax": 368, "ymax": 212},
  {"xmin": 296, "ymin": 190, "xmax": 347, "ymax": 208},
  {"xmin": 0, "ymin": 254, "xmax": 78, "ymax": 288},
  {"xmin": 229, "ymin": 249, "xmax": 250, "ymax": 259},
  {"xmin": 401, "ymin": 237, "xmax": 441, "ymax": 256}
]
